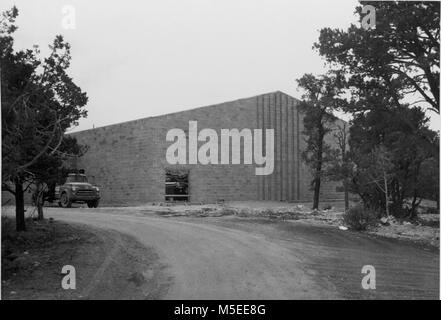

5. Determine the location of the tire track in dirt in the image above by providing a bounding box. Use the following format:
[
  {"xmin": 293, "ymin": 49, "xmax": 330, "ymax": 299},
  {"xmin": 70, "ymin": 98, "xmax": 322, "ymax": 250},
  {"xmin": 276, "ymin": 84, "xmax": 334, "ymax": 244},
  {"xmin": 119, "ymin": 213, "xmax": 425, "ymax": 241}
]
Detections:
[{"xmin": 47, "ymin": 208, "xmax": 439, "ymax": 299}]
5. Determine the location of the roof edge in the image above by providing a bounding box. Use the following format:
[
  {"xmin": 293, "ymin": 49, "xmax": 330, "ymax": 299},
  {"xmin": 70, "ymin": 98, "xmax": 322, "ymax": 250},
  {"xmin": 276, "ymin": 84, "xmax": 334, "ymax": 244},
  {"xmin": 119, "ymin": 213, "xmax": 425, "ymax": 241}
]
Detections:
[{"xmin": 68, "ymin": 91, "xmax": 300, "ymax": 135}]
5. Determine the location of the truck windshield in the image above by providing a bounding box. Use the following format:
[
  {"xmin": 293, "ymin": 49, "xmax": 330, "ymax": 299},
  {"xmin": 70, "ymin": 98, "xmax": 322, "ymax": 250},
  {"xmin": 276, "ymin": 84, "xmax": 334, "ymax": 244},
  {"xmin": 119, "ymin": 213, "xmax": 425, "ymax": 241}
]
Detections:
[{"xmin": 66, "ymin": 175, "xmax": 88, "ymax": 183}]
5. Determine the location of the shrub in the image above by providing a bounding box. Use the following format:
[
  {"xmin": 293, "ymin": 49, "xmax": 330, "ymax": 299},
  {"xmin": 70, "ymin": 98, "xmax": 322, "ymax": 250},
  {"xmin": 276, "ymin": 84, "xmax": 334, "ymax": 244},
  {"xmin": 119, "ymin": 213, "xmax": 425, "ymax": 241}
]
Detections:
[
  {"xmin": 425, "ymin": 207, "xmax": 439, "ymax": 215},
  {"xmin": 217, "ymin": 208, "xmax": 237, "ymax": 216},
  {"xmin": 344, "ymin": 205, "xmax": 378, "ymax": 231}
]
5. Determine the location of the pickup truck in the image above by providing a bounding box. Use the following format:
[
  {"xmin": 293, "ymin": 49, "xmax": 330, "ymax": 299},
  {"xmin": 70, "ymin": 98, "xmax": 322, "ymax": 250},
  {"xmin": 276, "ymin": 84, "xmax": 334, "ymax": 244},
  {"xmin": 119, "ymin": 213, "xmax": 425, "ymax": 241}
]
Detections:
[{"xmin": 55, "ymin": 173, "xmax": 100, "ymax": 208}]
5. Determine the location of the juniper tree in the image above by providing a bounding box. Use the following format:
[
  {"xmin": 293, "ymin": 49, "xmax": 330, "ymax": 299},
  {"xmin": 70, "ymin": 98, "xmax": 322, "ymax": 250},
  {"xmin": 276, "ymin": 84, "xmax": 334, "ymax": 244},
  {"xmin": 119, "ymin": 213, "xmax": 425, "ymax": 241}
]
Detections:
[
  {"xmin": 1, "ymin": 7, "xmax": 88, "ymax": 230},
  {"xmin": 296, "ymin": 73, "xmax": 346, "ymax": 210}
]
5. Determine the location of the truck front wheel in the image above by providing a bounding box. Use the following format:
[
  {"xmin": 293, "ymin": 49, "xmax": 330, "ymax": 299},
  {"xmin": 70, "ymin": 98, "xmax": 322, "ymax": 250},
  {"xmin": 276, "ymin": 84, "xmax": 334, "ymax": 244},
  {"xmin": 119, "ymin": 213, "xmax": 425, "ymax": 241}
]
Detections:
[
  {"xmin": 60, "ymin": 192, "xmax": 72, "ymax": 208},
  {"xmin": 87, "ymin": 200, "xmax": 99, "ymax": 208}
]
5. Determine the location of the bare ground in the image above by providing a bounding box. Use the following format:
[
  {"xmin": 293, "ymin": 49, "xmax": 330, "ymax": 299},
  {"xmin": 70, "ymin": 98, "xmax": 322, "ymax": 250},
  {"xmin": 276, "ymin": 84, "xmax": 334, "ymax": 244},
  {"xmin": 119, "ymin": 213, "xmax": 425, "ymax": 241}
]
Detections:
[
  {"xmin": 124, "ymin": 200, "xmax": 439, "ymax": 248},
  {"xmin": 2, "ymin": 203, "xmax": 438, "ymax": 300},
  {"xmin": 1, "ymin": 216, "xmax": 169, "ymax": 300},
  {"xmin": 199, "ymin": 216, "xmax": 439, "ymax": 299},
  {"xmin": 3, "ymin": 205, "xmax": 436, "ymax": 300}
]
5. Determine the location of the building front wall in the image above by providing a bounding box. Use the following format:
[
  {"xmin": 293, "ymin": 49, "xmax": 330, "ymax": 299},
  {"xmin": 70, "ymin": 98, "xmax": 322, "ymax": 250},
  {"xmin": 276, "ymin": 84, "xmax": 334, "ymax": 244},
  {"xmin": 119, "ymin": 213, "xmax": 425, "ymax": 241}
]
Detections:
[{"xmin": 69, "ymin": 91, "xmax": 343, "ymax": 205}]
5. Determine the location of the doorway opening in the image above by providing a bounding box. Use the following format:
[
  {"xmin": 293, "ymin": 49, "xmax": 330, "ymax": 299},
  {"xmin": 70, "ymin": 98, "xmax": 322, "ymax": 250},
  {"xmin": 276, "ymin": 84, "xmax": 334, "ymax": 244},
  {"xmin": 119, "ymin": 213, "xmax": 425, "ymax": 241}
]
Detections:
[{"xmin": 165, "ymin": 169, "xmax": 189, "ymax": 202}]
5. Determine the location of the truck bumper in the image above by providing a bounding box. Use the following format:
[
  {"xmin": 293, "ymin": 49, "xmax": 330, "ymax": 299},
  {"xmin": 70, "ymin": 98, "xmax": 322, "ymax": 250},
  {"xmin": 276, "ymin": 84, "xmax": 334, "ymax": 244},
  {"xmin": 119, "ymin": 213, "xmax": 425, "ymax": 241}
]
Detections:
[{"xmin": 70, "ymin": 194, "xmax": 100, "ymax": 202}]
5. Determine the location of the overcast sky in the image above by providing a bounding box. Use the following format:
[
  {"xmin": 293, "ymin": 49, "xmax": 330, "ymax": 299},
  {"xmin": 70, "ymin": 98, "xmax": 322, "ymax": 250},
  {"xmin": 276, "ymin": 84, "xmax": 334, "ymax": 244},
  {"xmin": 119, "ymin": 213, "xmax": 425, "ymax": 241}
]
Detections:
[{"xmin": 2, "ymin": 0, "xmax": 438, "ymax": 132}]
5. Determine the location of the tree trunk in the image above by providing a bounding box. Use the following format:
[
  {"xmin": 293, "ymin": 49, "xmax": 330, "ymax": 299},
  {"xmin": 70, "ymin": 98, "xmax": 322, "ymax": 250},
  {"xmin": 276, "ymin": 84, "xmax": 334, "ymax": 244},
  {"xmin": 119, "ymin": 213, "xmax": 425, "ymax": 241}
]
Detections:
[
  {"xmin": 36, "ymin": 183, "xmax": 44, "ymax": 220},
  {"xmin": 37, "ymin": 197, "xmax": 44, "ymax": 220},
  {"xmin": 435, "ymin": 185, "xmax": 439, "ymax": 213},
  {"xmin": 344, "ymin": 179, "xmax": 349, "ymax": 212},
  {"xmin": 409, "ymin": 190, "xmax": 421, "ymax": 220},
  {"xmin": 313, "ymin": 177, "xmax": 321, "ymax": 210},
  {"xmin": 437, "ymin": 195, "xmax": 440, "ymax": 213},
  {"xmin": 384, "ymin": 171, "xmax": 390, "ymax": 217},
  {"xmin": 313, "ymin": 145, "xmax": 322, "ymax": 210},
  {"xmin": 15, "ymin": 180, "xmax": 26, "ymax": 232},
  {"xmin": 312, "ymin": 131, "xmax": 324, "ymax": 210}
]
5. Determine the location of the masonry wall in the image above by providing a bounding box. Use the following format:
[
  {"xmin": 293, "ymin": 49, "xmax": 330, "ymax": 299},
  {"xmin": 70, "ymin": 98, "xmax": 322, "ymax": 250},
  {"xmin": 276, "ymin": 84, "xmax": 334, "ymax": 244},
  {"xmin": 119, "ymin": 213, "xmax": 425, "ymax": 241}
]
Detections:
[{"xmin": 69, "ymin": 91, "xmax": 344, "ymax": 205}]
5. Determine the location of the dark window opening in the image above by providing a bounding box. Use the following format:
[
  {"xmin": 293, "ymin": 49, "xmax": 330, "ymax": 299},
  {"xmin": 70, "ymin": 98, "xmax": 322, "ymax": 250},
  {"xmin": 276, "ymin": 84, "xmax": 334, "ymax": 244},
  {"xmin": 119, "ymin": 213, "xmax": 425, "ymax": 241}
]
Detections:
[
  {"xmin": 165, "ymin": 169, "xmax": 189, "ymax": 202},
  {"xmin": 66, "ymin": 174, "xmax": 88, "ymax": 183}
]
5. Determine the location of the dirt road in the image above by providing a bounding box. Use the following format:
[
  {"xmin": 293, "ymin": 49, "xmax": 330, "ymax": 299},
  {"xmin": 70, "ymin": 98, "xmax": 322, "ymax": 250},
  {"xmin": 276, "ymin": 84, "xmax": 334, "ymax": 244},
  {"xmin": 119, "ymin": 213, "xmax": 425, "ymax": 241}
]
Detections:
[{"xmin": 45, "ymin": 207, "xmax": 439, "ymax": 299}]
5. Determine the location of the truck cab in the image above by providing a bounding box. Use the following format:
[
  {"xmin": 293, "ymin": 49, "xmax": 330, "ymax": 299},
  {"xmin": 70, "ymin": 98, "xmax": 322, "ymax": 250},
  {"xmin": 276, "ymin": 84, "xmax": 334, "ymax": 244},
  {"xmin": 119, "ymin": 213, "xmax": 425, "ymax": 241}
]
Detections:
[{"xmin": 55, "ymin": 173, "xmax": 100, "ymax": 208}]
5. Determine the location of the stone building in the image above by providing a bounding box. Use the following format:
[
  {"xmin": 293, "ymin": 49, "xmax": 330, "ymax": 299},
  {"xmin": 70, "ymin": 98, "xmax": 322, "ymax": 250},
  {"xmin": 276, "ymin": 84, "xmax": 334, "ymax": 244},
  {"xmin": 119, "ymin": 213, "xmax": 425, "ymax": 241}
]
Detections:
[{"xmin": 69, "ymin": 91, "xmax": 344, "ymax": 205}]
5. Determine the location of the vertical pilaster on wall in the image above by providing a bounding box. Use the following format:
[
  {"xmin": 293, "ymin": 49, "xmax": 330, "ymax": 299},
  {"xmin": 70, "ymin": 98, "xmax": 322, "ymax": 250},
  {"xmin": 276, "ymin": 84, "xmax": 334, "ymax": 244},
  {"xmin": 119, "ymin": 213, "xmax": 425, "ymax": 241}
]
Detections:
[
  {"xmin": 291, "ymin": 98, "xmax": 296, "ymax": 201},
  {"xmin": 296, "ymin": 105, "xmax": 301, "ymax": 200},
  {"xmin": 260, "ymin": 94, "xmax": 266, "ymax": 200},
  {"xmin": 287, "ymin": 97, "xmax": 293, "ymax": 201},
  {"xmin": 256, "ymin": 96, "xmax": 260, "ymax": 200},
  {"xmin": 271, "ymin": 94, "xmax": 276, "ymax": 201},
  {"xmin": 278, "ymin": 92, "xmax": 283, "ymax": 201},
  {"xmin": 290, "ymin": 101, "xmax": 298, "ymax": 200},
  {"xmin": 261, "ymin": 95, "xmax": 266, "ymax": 200},
  {"xmin": 280, "ymin": 93, "xmax": 284, "ymax": 201},
  {"xmin": 256, "ymin": 96, "xmax": 263, "ymax": 200},
  {"xmin": 284, "ymin": 94, "xmax": 289, "ymax": 201},
  {"xmin": 267, "ymin": 94, "xmax": 272, "ymax": 200},
  {"xmin": 274, "ymin": 93, "xmax": 278, "ymax": 200},
  {"xmin": 256, "ymin": 92, "xmax": 302, "ymax": 201}
]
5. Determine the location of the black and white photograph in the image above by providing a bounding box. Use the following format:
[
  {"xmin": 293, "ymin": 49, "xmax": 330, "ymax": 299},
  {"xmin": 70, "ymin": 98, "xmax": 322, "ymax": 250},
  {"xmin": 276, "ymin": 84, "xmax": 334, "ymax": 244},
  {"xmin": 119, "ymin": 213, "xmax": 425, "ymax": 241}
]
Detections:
[{"xmin": 1, "ymin": 0, "xmax": 440, "ymax": 306}]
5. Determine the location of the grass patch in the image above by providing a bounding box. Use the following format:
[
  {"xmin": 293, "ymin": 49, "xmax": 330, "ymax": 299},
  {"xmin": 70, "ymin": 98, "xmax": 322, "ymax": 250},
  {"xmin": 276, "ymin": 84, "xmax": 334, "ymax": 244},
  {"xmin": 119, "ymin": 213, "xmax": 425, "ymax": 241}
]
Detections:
[{"xmin": 1, "ymin": 216, "xmax": 98, "ymax": 298}]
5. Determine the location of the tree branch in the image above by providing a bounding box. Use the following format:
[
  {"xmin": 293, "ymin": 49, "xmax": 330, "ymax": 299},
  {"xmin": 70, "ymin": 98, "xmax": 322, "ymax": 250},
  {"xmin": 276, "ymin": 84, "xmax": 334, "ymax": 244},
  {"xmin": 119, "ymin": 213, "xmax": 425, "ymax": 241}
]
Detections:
[
  {"xmin": 15, "ymin": 111, "xmax": 59, "ymax": 173},
  {"xmin": 2, "ymin": 182, "xmax": 16, "ymax": 195}
]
